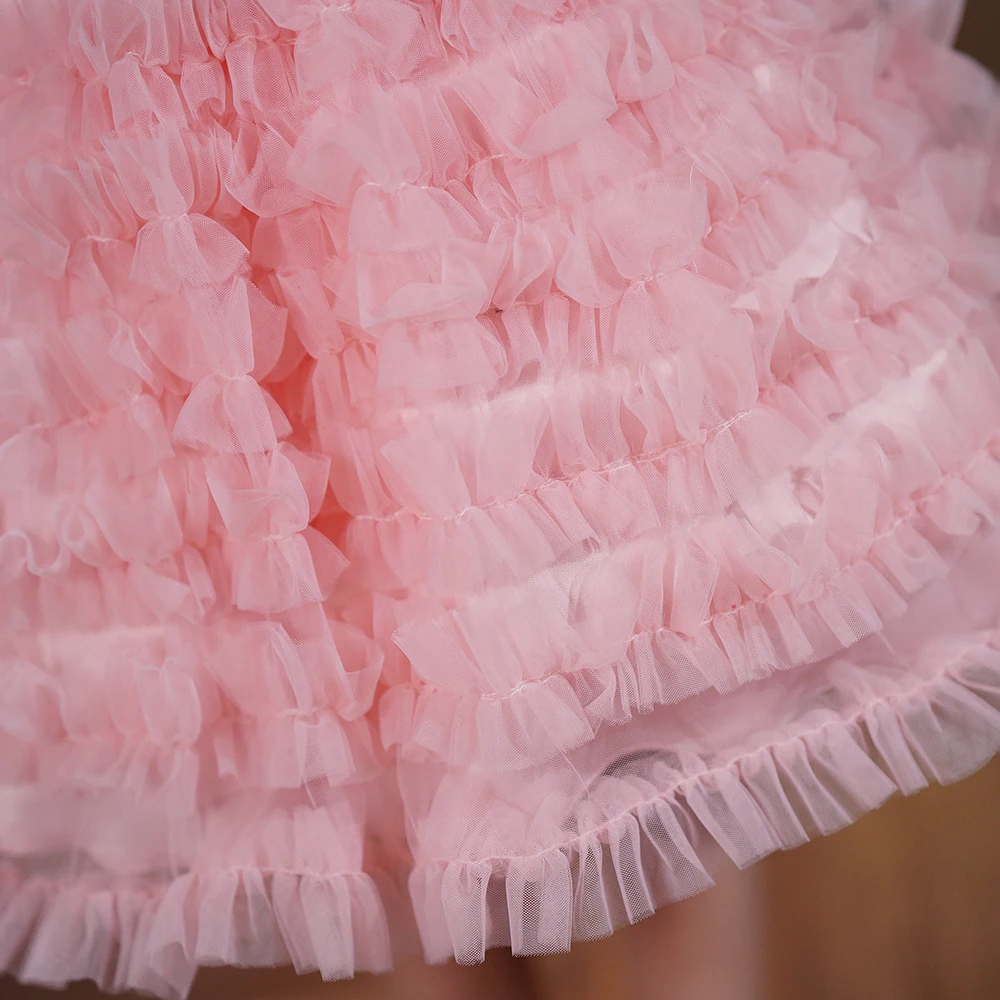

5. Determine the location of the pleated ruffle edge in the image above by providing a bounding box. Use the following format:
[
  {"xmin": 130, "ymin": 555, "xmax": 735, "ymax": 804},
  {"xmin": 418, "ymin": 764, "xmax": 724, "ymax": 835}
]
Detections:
[{"xmin": 3, "ymin": 631, "xmax": 999, "ymax": 998}]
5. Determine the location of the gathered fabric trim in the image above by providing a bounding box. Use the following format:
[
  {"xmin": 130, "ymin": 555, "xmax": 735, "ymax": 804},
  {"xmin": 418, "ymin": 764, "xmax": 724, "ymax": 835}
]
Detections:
[
  {"xmin": 284, "ymin": 0, "xmax": 882, "ymax": 201},
  {"xmin": 381, "ymin": 365, "xmax": 1000, "ymax": 767},
  {"xmin": 349, "ymin": 312, "xmax": 924, "ymax": 532},
  {"xmin": 0, "ymin": 863, "xmax": 393, "ymax": 1000},
  {"xmin": 408, "ymin": 633, "xmax": 1000, "ymax": 963},
  {"xmin": 3, "ymin": 630, "xmax": 997, "ymax": 996},
  {"xmin": 1, "ymin": 1, "xmax": 997, "ymax": 997},
  {"xmin": 379, "ymin": 466, "xmax": 992, "ymax": 769},
  {"xmin": 356, "ymin": 318, "xmax": 996, "ymax": 600},
  {"xmin": 0, "ymin": 653, "xmax": 384, "ymax": 801}
]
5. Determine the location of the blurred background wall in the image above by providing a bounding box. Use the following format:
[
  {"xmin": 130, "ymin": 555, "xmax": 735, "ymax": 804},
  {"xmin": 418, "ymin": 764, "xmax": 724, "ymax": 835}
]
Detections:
[
  {"xmin": 4, "ymin": 4, "xmax": 1000, "ymax": 1000},
  {"xmin": 956, "ymin": 0, "xmax": 999, "ymax": 75}
]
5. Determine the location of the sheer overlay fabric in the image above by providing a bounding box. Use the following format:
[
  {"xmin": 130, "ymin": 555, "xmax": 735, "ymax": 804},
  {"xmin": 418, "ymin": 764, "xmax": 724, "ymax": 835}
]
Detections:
[{"xmin": 1, "ymin": 0, "xmax": 1000, "ymax": 995}]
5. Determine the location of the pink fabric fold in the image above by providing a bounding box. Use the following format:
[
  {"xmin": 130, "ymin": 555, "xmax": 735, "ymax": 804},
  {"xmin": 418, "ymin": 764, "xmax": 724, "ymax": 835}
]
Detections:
[{"xmin": 2, "ymin": 0, "xmax": 1000, "ymax": 995}]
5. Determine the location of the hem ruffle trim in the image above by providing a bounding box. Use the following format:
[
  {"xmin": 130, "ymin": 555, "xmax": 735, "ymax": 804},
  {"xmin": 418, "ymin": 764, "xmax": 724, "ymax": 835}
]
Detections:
[
  {"xmin": 3, "ymin": 634, "xmax": 1000, "ymax": 996},
  {"xmin": 0, "ymin": 866, "xmax": 393, "ymax": 999}
]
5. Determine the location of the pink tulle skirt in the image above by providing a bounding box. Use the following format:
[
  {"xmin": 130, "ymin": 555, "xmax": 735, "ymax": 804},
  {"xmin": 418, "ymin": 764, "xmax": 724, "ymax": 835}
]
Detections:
[{"xmin": 2, "ymin": 0, "xmax": 1000, "ymax": 995}]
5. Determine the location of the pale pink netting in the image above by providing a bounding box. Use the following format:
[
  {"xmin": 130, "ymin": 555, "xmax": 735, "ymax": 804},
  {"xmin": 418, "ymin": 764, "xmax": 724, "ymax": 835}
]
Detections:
[{"xmin": 2, "ymin": 0, "xmax": 1000, "ymax": 995}]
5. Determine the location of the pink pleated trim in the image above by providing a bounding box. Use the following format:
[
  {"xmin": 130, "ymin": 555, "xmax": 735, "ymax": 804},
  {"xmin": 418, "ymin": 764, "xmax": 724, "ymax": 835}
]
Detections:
[
  {"xmin": 2, "ymin": 0, "xmax": 1000, "ymax": 994},
  {"xmin": 0, "ymin": 867, "xmax": 392, "ymax": 999},
  {"xmin": 410, "ymin": 637, "xmax": 1000, "ymax": 964},
  {"xmin": 382, "ymin": 416, "xmax": 1000, "ymax": 769},
  {"xmin": 3, "ymin": 633, "xmax": 999, "ymax": 997}
]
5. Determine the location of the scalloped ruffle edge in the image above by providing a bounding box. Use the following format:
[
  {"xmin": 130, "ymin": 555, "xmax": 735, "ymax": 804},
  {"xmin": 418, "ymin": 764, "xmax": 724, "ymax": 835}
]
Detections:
[
  {"xmin": 0, "ymin": 865, "xmax": 392, "ymax": 999},
  {"xmin": 381, "ymin": 414, "xmax": 1000, "ymax": 770},
  {"xmin": 3, "ymin": 632, "xmax": 999, "ymax": 996},
  {"xmin": 408, "ymin": 633, "xmax": 1000, "ymax": 963}
]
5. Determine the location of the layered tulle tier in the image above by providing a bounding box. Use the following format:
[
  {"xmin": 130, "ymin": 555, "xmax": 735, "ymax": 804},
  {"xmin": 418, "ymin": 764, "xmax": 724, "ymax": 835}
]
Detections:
[
  {"xmin": 2, "ymin": 0, "xmax": 1000, "ymax": 995},
  {"xmin": 5, "ymin": 535, "xmax": 1000, "ymax": 995},
  {"xmin": 404, "ymin": 526, "xmax": 1000, "ymax": 960},
  {"xmin": 0, "ymin": 792, "xmax": 396, "ymax": 999}
]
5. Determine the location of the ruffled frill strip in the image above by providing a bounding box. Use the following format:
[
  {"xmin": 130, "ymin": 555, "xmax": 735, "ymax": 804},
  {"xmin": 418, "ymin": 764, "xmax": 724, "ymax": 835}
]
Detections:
[
  {"xmin": 11, "ymin": 253, "xmax": 979, "ymax": 782},
  {"xmin": 344, "ymin": 280, "xmax": 983, "ymax": 595},
  {"xmin": 409, "ymin": 633, "xmax": 1000, "ymax": 963},
  {"xmin": 0, "ymin": 864, "xmax": 392, "ymax": 999},
  {"xmin": 0, "ymin": 634, "xmax": 384, "ymax": 802},
  {"xmin": 2, "ymin": 629, "xmax": 997, "ymax": 997},
  {"xmin": 281, "ymin": 0, "xmax": 896, "ymax": 212},
  {"xmin": 0, "ymin": 0, "xmax": 998, "ymax": 995},
  {"xmin": 0, "ymin": 794, "xmax": 397, "ymax": 996},
  {"xmin": 310, "ymin": 142, "xmax": 982, "ymax": 526},
  {"xmin": 380, "ymin": 335, "xmax": 1000, "ymax": 768}
]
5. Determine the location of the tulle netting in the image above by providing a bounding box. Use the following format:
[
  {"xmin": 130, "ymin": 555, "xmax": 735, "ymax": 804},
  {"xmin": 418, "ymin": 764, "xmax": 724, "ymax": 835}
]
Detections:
[{"xmin": 2, "ymin": 0, "xmax": 1000, "ymax": 995}]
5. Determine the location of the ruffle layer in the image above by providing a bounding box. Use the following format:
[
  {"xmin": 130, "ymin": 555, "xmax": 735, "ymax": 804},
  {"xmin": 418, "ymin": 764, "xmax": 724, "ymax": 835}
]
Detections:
[
  {"xmin": 381, "ymin": 438, "xmax": 1000, "ymax": 768},
  {"xmin": 409, "ymin": 634, "xmax": 1000, "ymax": 963},
  {"xmin": 346, "ymin": 288, "xmax": 986, "ymax": 597},
  {"xmin": 0, "ymin": 775, "xmax": 402, "ymax": 992},
  {"xmin": 2, "ymin": 0, "xmax": 1000, "ymax": 995},
  {"xmin": 3, "ymin": 624, "xmax": 998, "ymax": 995},
  {"xmin": 379, "ymin": 331, "xmax": 1000, "ymax": 765},
  {"xmin": 0, "ymin": 677, "xmax": 379, "ymax": 805},
  {"xmin": 1, "ymin": 609, "xmax": 384, "ymax": 800},
  {"xmin": 0, "ymin": 863, "xmax": 392, "ymax": 999},
  {"xmin": 319, "ymin": 159, "xmax": 995, "ymax": 529},
  {"xmin": 283, "ymin": 0, "xmax": 895, "ymax": 202}
]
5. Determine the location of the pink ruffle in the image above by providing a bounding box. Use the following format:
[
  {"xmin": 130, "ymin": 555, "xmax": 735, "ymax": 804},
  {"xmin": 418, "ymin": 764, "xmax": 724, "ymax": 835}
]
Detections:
[
  {"xmin": 2, "ymin": 0, "xmax": 1000, "ymax": 994},
  {"xmin": 410, "ymin": 642, "xmax": 1000, "ymax": 963},
  {"xmin": 3, "ymin": 621, "xmax": 999, "ymax": 991},
  {"xmin": 0, "ymin": 865, "xmax": 392, "ymax": 999}
]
